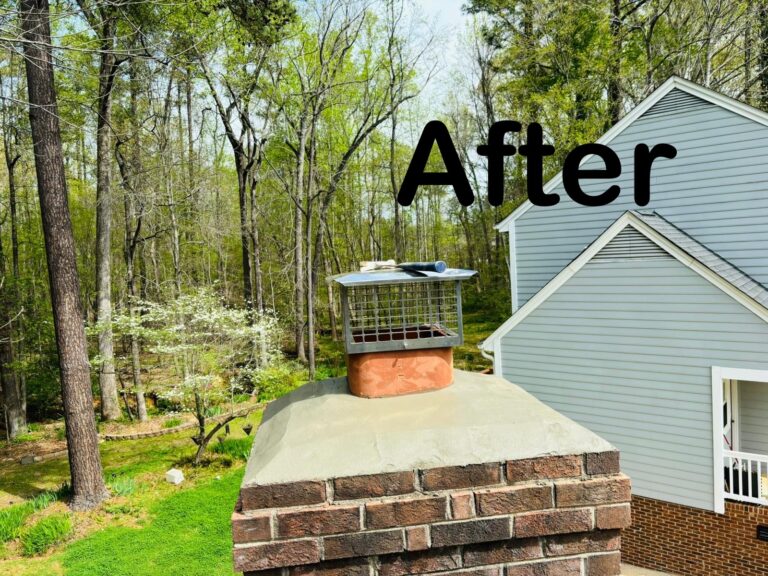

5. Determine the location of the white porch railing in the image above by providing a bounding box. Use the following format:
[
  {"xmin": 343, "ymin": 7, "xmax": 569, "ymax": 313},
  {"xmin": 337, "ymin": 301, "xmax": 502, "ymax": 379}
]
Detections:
[{"xmin": 723, "ymin": 450, "xmax": 768, "ymax": 505}]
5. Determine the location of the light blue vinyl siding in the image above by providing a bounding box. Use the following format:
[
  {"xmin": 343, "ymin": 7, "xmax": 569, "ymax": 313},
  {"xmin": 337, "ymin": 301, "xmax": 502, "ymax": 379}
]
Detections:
[
  {"xmin": 499, "ymin": 254, "xmax": 768, "ymax": 511},
  {"xmin": 515, "ymin": 92, "xmax": 768, "ymax": 306},
  {"xmin": 738, "ymin": 381, "xmax": 768, "ymax": 455}
]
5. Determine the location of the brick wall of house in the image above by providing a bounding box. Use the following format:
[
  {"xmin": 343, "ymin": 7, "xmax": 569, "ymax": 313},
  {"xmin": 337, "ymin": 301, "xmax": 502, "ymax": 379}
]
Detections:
[
  {"xmin": 233, "ymin": 452, "xmax": 630, "ymax": 575},
  {"xmin": 623, "ymin": 495, "xmax": 768, "ymax": 576}
]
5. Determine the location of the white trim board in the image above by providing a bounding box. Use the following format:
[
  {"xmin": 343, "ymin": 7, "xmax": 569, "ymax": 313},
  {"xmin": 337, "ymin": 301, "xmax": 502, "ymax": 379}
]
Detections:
[
  {"xmin": 711, "ymin": 366, "xmax": 768, "ymax": 514},
  {"xmin": 481, "ymin": 211, "xmax": 768, "ymax": 350},
  {"xmin": 494, "ymin": 75, "xmax": 768, "ymax": 232}
]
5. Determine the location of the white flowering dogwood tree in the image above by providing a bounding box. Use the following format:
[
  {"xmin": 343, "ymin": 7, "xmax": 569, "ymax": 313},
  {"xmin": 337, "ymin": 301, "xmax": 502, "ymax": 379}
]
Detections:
[{"xmin": 118, "ymin": 290, "xmax": 280, "ymax": 463}]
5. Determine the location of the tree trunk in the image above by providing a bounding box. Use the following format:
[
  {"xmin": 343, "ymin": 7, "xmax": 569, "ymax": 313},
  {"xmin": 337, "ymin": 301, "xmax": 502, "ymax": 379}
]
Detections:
[
  {"xmin": 118, "ymin": 62, "xmax": 146, "ymax": 423},
  {"xmin": 293, "ymin": 118, "xmax": 308, "ymax": 363},
  {"xmin": 21, "ymin": 0, "xmax": 108, "ymax": 510},
  {"xmin": 94, "ymin": 18, "xmax": 121, "ymax": 421},
  {"xmin": 607, "ymin": 0, "xmax": 622, "ymax": 125},
  {"xmin": 1, "ymin": 125, "xmax": 25, "ymax": 438},
  {"xmin": 390, "ymin": 110, "xmax": 404, "ymax": 261},
  {"xmin": 760, "ymin": 1, "xmax": 768, "ymax": 108},
  {"xmin": 237, "ymin": 156, "xmax": 253, "ymax": 308},
  {"xmin": 0, "ymin": 279, "xmax": 24, "ymax": 438}
]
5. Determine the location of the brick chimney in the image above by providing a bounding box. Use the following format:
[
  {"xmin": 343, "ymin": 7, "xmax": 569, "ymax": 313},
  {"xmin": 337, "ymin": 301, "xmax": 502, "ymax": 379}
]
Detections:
[{"xmin": 233, "ymin": 371, "xmax": 631, "ymax": 576}]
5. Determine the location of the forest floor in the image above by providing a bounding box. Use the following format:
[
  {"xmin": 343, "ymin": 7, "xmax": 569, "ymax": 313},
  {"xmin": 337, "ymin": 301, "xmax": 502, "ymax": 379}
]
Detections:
[{"xmin": 0, "ymin": 313, "xmax": 495, "ymax": 575}]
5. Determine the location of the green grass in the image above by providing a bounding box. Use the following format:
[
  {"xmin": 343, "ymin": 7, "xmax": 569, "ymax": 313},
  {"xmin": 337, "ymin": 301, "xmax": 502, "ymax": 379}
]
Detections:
[
  {"xmin": 0, "ymin": 505, "xmax": 33, "ymax": 543},
  {"xmin": 62, "ymin": 470, "xmax": 242, "ymax": 576},
  {"xmin": 210, "ymin": 437, "xmax": 253, "ymax": 461},
  {"xmin": 20, "ymin": 513, "xmax": 72, "ymax": 556},
  {"xmin": 106, "ymin": 476, "xmax": 137, "ymax": 497},
  {"xmin": 163, "ymin": 417, "xmax": 183, "ymax": 429},
  {"xmin": 0, "ymin": 489, "xmax": 59, "ymax": 542}
]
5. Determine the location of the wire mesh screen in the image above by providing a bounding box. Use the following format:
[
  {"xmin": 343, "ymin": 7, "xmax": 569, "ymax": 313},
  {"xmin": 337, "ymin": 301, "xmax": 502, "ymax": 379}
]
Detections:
[{"xmin": 342, "ymin": 280, "xmax": 463, "ymax": 354}]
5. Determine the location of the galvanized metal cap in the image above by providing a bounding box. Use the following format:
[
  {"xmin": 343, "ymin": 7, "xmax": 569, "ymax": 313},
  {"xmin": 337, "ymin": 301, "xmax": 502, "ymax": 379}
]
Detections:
[{"xmin": 331, "ymin": 268, "xmax": 476, "ymax": 287}]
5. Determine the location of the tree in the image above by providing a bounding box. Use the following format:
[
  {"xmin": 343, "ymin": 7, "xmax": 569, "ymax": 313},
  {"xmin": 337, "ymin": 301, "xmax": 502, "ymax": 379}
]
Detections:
[
  {"xmin": 0, "ymin": 56, "xmax": 26, "ymax": 438},
  {"xmin": 75, "ymin": 0, "xmax": 126, "ymax": 421},
  {"xmin": 20, "ymin": 0, "xmax": 108, "ymax": 509},
  {"xmin": 134, "ymin": 290, "xmax": 279, "ymax": 464}
]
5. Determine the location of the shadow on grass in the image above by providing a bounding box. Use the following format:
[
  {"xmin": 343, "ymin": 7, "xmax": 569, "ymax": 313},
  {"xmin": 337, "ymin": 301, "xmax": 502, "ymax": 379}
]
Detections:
[{"xmin": 62, "ymin": 469, "xmax": 243, "ymax": 576}]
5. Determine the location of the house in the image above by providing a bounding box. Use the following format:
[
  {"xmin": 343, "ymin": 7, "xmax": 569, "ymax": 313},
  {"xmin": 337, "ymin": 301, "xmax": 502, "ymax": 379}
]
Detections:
[{"xmin": 481, "ymin": 76, "xmax": 768, "ymax": 576}]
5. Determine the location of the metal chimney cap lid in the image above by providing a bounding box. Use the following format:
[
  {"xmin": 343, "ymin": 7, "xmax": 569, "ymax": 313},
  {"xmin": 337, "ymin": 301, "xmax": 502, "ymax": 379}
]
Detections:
[{"xmin": 331, "ymin": 268, "xmax": 477, "ymax": 287}]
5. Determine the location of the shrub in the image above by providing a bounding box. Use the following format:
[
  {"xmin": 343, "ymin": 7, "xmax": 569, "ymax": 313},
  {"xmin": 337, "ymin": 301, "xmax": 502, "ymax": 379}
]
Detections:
[
  {"xmin": 254, "ymin": 362, "xmax": 306, "ymax": 402},
  {"xmin": 20, "ymin": 513, "xmax": 72, "ymax": 556},
  {"xmin": 55, "ymin": 427, "xmax": 66, "ymax": 441},
  {"xmin": 210, "ymin": 437, "xmax": 253, "ymax": 461},
  {"xmin": 107, "ymin": 476, "xmax": 137, "ymax": 497},
  {"xmin": 27, "ymin": 423, "xmax": 41, "ymax": 432},
  {"xmin": 163, "ymin": 417, "xmax": 183, "ymax": 429}
]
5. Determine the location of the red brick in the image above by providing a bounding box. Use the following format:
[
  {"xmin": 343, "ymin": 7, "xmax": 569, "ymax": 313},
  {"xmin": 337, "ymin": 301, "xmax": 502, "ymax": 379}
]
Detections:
[
  {"xmin": 430, "ymin": 517, "xmax": 512, "ymax": 547},
  {"xmin": 333, "ymin": 471, "xmax": 415, "ymax": 500},
  {"xmin": 463, "ymin": 537, "xmax": 543, "ymax": 566},
  {"xmin": 292, "ymin": 557, "xmax": 371, "ymax": 576},
  {"xmin": 232, "ymin": 510, "xmax": 272, "ymax": 543},
  {"xmin": 624, "ymin": 495, "xmax": 768, "ymax": 576},
  {"xmin": 405, "ymin": 525, "xmax": 430, "ymax": 551},
  {"xmin": 514, "ymin": 508, "xmax": 592, "ymax": 538},
  {"xmin": 506, "ymin": 455, "xmax": 583, "ymax": 483},
  {"xmin": 505, "ymin": 558, "xmax": 582, "ymax": 576},
  {"xmin": 476, "ymin": 485, "xmax": 552, "ymax": 516},
  {"xmin": 585, "ymin": 451, "xmax": 620, "ymax": 475},
  {"xmin": 241, "ymin": 481, "xmax": 326, "ymax": 510},
  {"xmin": 365, "ymin": 495, "xmax": 446, "ymax": 529},
  {"xmin": 440, "ymin": 569, "xmax": 503, "ymax": 576},
  {"xmin": 555, "ymin": 475, "xmax": 630, "ymax": 507},
  {"xmin": 233, "ymin": 539, "xmax": 321, "ymax": 572},
  {"xmin": 595, "ymin": 504, "xmax": 631, "ymax": 530},
  {"xmin": 586, "ymin": 552, "xmax": 621, "ymax": 576},
  {"xmin": 544, "ymin": 529, "xmax": 620, "ymax": 556},
  {"xmin": 450, "ymin": 491, "xmax": 475, "ymax": 519},
  {"xmin": 421, "ymin": 463, "xmax": 501, "ymax": 491},
  {"xmin": 277, "ymin": 504, "xmax": 360, "ymax": 537},
  {"xmin": 379, "ymin": 548, "xmax": 461, "ymax": 576},
  {"xmin": 323, "ymin": 529, "xmax": 404, "ymax": 560}
]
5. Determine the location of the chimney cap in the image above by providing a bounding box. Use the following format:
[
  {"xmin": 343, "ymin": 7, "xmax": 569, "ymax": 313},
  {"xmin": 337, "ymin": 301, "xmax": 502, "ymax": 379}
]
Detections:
[{"xmin": 331, "ymin": 267, "xmax": 476, "ymax": 287}]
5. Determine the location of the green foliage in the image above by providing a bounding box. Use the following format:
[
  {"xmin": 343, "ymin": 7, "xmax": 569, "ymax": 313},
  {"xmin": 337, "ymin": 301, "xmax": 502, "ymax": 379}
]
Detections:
[
  {"xmin": 107, "ymin": 476, "xmax": 137, "ymax": 497},
  {"xmin": 0, "ymin": 505, "xmax": 33, "ymax": 543},
  {"xmin": 253, "ymin": 362, "xmax": 306, "ymax": 402},
  {"xmin": 210, "ymin": 437, "xmax": 253, "ymax": 461},
  {"xmin": 104, "ymin": 504, "xmax": 141, "ymax": 517},
  {"xmin": 162, "ymin": 417, "xmax": 183, "ymax": 429},
  {"xmin": 0, "ymin": 490, "xmax": 59, "ymax": 543},
  {"xmin": 20, "ymin": 514, "xmax": 72, "ymax": 556},
  {"xmin": 29, "ymin": 491, "xmax": 58, "ymax": 512}
]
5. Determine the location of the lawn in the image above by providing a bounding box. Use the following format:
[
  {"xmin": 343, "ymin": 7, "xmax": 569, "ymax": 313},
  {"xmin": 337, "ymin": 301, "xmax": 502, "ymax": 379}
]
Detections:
[
  {"xmin": 62, "ymin": 469, "xmax": 242, "ymax": 576},
  {"xmin": 0, "ymin": 410, "xmax": 263, "ymax": 576}
]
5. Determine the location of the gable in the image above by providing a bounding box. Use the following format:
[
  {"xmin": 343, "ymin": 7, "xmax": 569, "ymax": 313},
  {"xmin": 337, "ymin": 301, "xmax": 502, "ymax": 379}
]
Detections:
[
  {"xmin": 484, "ymin": 213, "xmax": 768, "ymax": 351},
  {"xmin": 643, "ymin": 88, "xmax": 714, "ymax": 118},
  {"xmin": 592, "ymin": 227, "xmax": 670, "ymax": 261}
]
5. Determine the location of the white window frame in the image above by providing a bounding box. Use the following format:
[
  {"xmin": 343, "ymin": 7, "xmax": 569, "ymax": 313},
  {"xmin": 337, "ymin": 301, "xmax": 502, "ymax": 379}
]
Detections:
[{"xmin": 711, "ymin": 366, "xmax": 768, "ymax": 513}]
